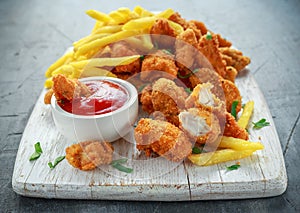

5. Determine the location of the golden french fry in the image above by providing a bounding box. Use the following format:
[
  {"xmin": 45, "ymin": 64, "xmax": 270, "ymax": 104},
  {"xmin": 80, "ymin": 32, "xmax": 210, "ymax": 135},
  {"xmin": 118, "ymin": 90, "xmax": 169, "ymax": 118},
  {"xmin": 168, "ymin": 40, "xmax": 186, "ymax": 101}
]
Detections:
[
  {"xmin": 51, "ymin": 64, "xmax": 75, "ymax": 76},
  {"xmin": 74, "ymin": 30, "xmax": 141, "ymax": 58},
  {"xmin": 155, "ymin": 8, "xmax": 174, "ymax": 19},
  {"xmin": 91, "ymin": 21, "xmax": 104, "ymax": 34},
  {"xmin": 238, "ymin": 101, "xmax": 254, "ymax": 129},
  {"xmin": 44, "ymin": 77, "xmax": 54, "ymax": 89},
  {"xmin": 122, "ymin": 17, "xmax": 156, "ymax": 31},
  {"xmin": 168, "ymin": 20, "xmax": 184, "ymax": 35},
  {"xmin": 70, "ymin": 55, "xmax": 141, "ymax": 69},
  {"xmin": 73, "ymin": 33, "xmax": 111, "ymax": 50},
  {"xmin": 45, "ymin": 51, "xmax": 74, "ymax": 78},
  {"xmin": 133, "ymin": 6, "xmax": 153, "ymax": 17},
  {"xmin": 188, "ymin": 149, "xmax": 255, "ymax": 166},
  {"xmin": 109, "ymin": 11, "xmax": 128, "ymax": 24},
  {"xmin": 93, "ymin": 25, "xmax": 123, "ymax": 34},
  {"xmin": 219, "ymin": 136, "xmax": 264, "ymax": 151},
  {"xmin": 80, "ymin": 67, "xmax": 117, "ymax": 78},
  {"xmin": 85, "ymin": 10, "xmax": 114, "ymax": 24},
  {"xmin": 125, "ymin": 36, "xmax": 153, "ymax": 52}
]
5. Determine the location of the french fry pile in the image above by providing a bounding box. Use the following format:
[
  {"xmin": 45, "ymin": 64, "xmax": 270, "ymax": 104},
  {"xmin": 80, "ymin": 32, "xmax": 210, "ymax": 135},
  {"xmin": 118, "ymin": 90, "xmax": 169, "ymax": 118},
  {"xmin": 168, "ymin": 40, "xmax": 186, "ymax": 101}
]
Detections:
[
  {"xmin": 44, "ymin": 6, "xmax": 183, "ymax": 88},
  {"xmin": 188, "ymin": 101, "xmax": 262, "ymax": 166}
]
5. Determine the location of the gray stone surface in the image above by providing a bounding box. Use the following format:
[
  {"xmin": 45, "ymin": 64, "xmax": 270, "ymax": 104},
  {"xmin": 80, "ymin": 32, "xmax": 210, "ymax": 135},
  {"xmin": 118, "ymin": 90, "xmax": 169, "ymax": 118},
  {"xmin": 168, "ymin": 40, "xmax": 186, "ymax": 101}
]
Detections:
[{"xmin": 0, "ymin": 0, "xmax": 299, "ymax": 212}]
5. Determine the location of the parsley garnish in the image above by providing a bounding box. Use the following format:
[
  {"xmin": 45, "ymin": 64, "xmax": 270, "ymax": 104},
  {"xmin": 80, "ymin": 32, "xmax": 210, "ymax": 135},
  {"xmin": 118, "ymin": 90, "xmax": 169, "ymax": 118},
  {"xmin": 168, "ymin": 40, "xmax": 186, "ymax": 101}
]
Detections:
[
  {"xmin": 29, "ymin": 142, "xmax": 43, "ymax": 161},
  {"xmin": 226, "ymin": 164, "xmax": 240, "ymax": 171},
  {"xmin": 111, "ymin": 158, "xmax": 133, "ymax": 173},
  {"xmin": 162, "ymin": 49, "xmax": 173, "ymax": 55},
  {"xmin": 140, "ymin": 55, "xmax": 145, "ymax": 60},
  {"xmin": 178, "ymin": 68, "xmax": 200, "ymax": 79},
  {"xmin": 206, "ymin": 32, "xmax": 212, "ymax": 40},
  {"xmin": 192, "ymin": 147, "xmax": 202, "ymax": 154},
  {"xmin": 185, "ymin": 88, "xmax": 192, "ymax": 94},
  {"xmin": 231, "ymin": 100, "xmax": 239, "ymax": 119},
  {"xmin": 252, "ymin": 118, "xmax": 270, "ymax": 129},
  {"xmin": 48, "ymin": 156, "xmax": 65, "ymax": 169}
]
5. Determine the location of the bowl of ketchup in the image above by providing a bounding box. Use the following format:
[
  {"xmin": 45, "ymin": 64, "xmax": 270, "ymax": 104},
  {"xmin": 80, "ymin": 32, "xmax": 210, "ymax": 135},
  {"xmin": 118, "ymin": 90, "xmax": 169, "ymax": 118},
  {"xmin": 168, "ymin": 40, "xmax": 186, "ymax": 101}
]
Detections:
[{"xmin": 50, "ymin": 76, "xmax": 138, "ymax": 142}]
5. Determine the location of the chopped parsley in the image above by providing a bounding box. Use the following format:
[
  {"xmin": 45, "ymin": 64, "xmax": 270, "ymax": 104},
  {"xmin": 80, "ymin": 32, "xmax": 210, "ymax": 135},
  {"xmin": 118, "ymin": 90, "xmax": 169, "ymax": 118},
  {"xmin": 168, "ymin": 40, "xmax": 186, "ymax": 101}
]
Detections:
[
  {"xmin": 226, "ymin": 164, "xmax": 240, "ymax": 171},
  {"xmin": 192, "ymin": 147, "xmax": 202, "ymax": 154},
  {"xmin": 252, "ymin": 118, "xmax": 270, "ymax": 129},
  {"xmin": 206, "ymin": 32, "xmax": 213, "ymax": 40},
  {"xmin": 111, "ymin": 158, "xmax": 133, "ymax": 173},
  {"xmin": 48, "ymin": 156, "xmax": 65, "ymax": 169},
  {"xmin": 140, "ymin": 55, "xmax": 145, "ymax": 60},
  {"xmin": 178, "ymin": 68, "xmax": 200, "ymax": 79},
  {"xmin": 231, "ymin": 100, "xmax": 239, "ymax": 119},
  {"xmin": 29, "ymin": 142, "xmax": 43, "ymax": 161},
  {"xmin": 185, "ymin": 88, "xmax": 192, "ymax": 94}
]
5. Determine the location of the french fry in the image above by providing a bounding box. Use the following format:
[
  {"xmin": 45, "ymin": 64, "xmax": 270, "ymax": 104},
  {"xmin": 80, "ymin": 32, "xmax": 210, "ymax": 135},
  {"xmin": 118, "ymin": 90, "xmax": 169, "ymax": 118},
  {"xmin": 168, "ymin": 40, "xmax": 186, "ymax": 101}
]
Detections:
[
  {"xmin": 219, "ymin": 136, "xmax": 264, "ymax": 151},
  {"xmin": 91, "ymin": 21, "xmax": 104, "ymax": 34},
  {"xmin": 155, "ymin": 8, "xmax": 174, "ymax": 19},
  {"xmin": 125, "ymin": 36, "xmax": 153, "ymax": 52},
  {"xmin": 168, "ymin": 20, "xmax": 184, "ymax": 34},
  {"xmin": 70, "ymin": 55, "xmax": 141, "ymax": 69},
  {"xmin": 51, "ymin": 64, "xmax": 75, "ymax": 76},
  {"xmin": 133, "ymin": 6, "xmax": 153, "ymax": 17},
  {"xmin": 86, "ymin": 10, "xmax": 114, "ymax": 24},
  {"xmin": 188, "ymin": 149, "xmax": 255, "ymax": 166},
  {"xmin": 122, "ymin": 17, "xmax": 157, "ymax": 31},
  {"xmin": 93, "ymin": 25, "xmax": 123, "ymax": 34},
  {"xmin": 44, "ymin": 77, "xmax": 54, "ymax": 89},
  {"xmin": 74, "ymin": 30, "xmax": 140, "ymax": 58},
  {"xmin": 109, "ymin": 11, "xmax": 128, "ymax": 24},
  {"xmin": 73, "ymin": 33, "xmax": 111, "ymax": 50},
  {"xmin": 45, "ymin": 51, "xmax": 74, "ymax": 78},
  {"xmin": 238, "ymin": 101, "xmax": 254, "ymax": 129},
  {"xmin": 80, "ymin": 67, "xmax": 117, "ymax": 78}
]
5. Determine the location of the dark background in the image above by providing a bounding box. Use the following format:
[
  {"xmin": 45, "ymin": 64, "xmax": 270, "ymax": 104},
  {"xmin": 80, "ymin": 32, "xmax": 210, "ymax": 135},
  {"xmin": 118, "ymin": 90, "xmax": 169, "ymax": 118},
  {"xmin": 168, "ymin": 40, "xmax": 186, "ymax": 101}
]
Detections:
[{"xmin": 1, "ymin": 0, "xmax": 299, "ymax": 212}]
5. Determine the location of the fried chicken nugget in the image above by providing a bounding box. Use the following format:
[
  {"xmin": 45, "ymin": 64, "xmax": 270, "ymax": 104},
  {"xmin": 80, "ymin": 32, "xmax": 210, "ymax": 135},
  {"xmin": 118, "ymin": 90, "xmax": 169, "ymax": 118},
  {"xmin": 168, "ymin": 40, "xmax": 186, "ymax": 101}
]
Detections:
[
  {"xmin": 224, "ymin": 66, "xmax": 238, "ymax": 82},
  {"xmin": 141, "ymin": 50, "xmax": 178, "ymax": 82},
  {"xmin": 224, "ymin": 112, "xmax": 249, "ymax": 140},
  {"xmin": 175, "ymin": 29, "xmax": 198, "ymax": 70},
  {"xmin": 197, "ymin": 34, "xmax": 226, "ymax": 78},
  {"xmin": 220, "ymin": 47, "xmax": 250, "ymax": 72},
  {"xmin": 65, "ymin": 140, "xmax": 114, "ymax": 171},
  {"xmin": 52, "ymin": 74, "xmax": 91, "ymax": 101},
  {"xmin": 111, "ymin": 41, "xmax": 141, "ymax": 76},
  {"xmin": 215, "ymin": 34, "xmax": 232, "ymax": 48},
  {"xmin": 221, "ymin": 79, "xmax": 242, "ymax": 113},
  {"xmin": 187, "ymin": 20, "xmax": 208, "ymax": 40},
  {"xmin": 140, "ymin": 84, "xmax": 154, "ymax": 114},
  {"xmin": 150, "ymin": 18, "xmax": 177, "ymax": 48},
  {"xmin": 151, "ymin": 78, "xmax": 188, "ymax": 126},
  {"xmin": 179, "ymin": 108, "xmax": 221, "ymax": 144},
  {"xmin": 168, "ymin": 12, "xmax": 188, "ymax": 29},
  {"xmin": 44, "ymin": 88, "xmax": 54, "ymax": 104},
  {"xmin": 134, "ymin": 118, "xmax": 192, "ymax": 162}
]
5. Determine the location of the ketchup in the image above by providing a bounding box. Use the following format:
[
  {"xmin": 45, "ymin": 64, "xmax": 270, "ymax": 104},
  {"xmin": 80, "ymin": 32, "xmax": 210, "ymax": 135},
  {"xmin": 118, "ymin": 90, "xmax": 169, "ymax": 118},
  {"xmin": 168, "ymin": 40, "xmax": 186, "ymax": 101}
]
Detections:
[{"xmin": 58, "ymin": 80, "xmax": 128, "ymax": 116}]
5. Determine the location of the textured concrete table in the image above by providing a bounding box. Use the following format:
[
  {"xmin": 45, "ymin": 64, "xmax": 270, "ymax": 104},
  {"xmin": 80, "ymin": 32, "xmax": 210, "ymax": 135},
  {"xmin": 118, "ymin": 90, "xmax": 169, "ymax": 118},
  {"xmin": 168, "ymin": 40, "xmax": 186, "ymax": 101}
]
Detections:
[{"xmin": 1, "ymin": 0, "xmax": 299, "ymax": 212}]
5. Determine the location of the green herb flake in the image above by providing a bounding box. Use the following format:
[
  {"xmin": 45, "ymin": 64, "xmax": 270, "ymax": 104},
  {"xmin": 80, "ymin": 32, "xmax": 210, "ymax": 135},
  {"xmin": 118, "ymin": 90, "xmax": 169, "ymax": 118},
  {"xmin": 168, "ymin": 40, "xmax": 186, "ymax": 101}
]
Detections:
[
  {"xmin": 206, "ymin": 32, "xmax": 213, "ymax": 40},
  {"xmin": 48, "ymin": 156, "xmax": 65, "ymax": 169},
  {"xmin": 178, "ymin": 68, "xmax": 200, "ymax": 79},
  {"xmin": 185, "ymin": 88, "xmax": 192, "ymax": 94},
  {"xmin": 111, "ymin": 158, "xmax": 133, "ymax": 173},
  {"xmin": 226, "ymin": 164, "xmax": 240, "ymax": 171},
  {"xmin": 29, "ymin": 142, "xmax": 43, "ymax": 161},
  {"xmin": 162, "ymin": 49, "xmax": 173, "ymax": 55},
  {"xmin": 231, "ymin": 100, "xmax": 239, "ymax": 119},
  {"xmin": 192, "ymin": 147, "xmax": 202, "ymax": 154},
  {"xmin": 252, "ymin": 118, "xmax": 270, "ymax": 129},
  {"xmin": 140, "ymin": 55, "xmax": 145, "ymax": 60}
]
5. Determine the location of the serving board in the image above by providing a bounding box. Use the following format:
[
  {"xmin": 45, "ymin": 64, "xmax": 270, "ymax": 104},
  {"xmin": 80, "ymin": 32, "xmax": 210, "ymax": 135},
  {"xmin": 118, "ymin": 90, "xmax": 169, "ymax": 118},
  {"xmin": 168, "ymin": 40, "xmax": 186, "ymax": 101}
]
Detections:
[{"xmin": 12, "ymin": 71, "xmax": 287, "ymax": 201}]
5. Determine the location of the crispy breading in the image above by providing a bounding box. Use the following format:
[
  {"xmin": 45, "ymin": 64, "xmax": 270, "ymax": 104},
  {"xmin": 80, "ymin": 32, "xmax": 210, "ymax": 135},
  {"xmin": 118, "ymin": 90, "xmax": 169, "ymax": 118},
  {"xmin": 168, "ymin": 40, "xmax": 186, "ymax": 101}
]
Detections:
[
  {"xmin": 151, "ymin": 78, "xmax": 188, "ymax": 126},
  {"xmin": 215, "ymin": 34, "xmax": 232, "ymax": 48},
  {"xmin": 224, "ymin": 66, "xmax": 238, "ymax": 82},
  {"xmin": 220, "ymin": 47, "xmax": 250, "ymax": 72},
  {"xmin": 168, "ymin": 12, "xmax": 188, "ymax": 29},
  {"xmin": 140, "ymin": 84, "xmax": 154, "ymax": 114},
  {"xmin": 65, "ymin": 141, "xmax": 114, "ymax": 171},
  {"xmin": 44, "ymin": 88, "xmax": 54, "ymax": 104},
  {"xmin": 134, "ymin": 118, "xmax": 192, "ymax": 162},
  {"xmin": 221, "ymin": 79, "xmax": 242, "ymax": 113},
  {"xmin": 224, "ymin": 112, "xmax": 249, "ymax": 140},
  {"xmin": 141, "ymin": 50, "xmax": 178, "ymax": 81},
  {"xmin": 197, "ymin": 34, "xmax": 226, "ymax": 78},
  {"xmin": 52, "ymin": 74, "xmax": 91, "ymax": 102},
  {"xmin": 175, "ymin": 29, "xmax": 198, "ymax": 70},
  {"xmin": 187, "ymin": 20, "xmax": 207, "ymax": 40},
  {"xmin": 179, "ymin": 108, "xmax": 221, "ymax": 144},
  {"xmin": 150, "ymin": 18, "xmax": 177, "ymax": 48}
]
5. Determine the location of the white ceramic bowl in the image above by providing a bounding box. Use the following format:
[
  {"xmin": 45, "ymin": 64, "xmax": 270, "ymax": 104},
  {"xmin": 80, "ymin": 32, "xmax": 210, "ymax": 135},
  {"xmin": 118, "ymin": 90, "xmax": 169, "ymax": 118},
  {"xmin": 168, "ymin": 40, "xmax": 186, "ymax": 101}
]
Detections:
[{"xmin": 50, "ymin": 76, "xmax": 138, "ymax": 142}]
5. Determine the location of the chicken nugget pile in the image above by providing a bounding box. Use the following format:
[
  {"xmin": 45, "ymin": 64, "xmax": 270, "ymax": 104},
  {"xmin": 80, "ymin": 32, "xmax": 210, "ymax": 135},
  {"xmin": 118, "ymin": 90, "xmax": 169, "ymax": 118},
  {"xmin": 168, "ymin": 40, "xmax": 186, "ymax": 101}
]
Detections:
[{"xmin": 45, "ymin": 6, "xmax": 258, "ymax": 167}]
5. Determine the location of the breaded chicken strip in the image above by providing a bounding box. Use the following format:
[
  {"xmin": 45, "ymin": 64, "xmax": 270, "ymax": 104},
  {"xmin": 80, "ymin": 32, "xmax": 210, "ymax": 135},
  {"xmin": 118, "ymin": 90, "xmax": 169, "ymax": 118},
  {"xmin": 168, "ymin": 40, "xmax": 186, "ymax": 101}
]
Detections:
[
  {"xmin": 44, "ymin": 89, "xmax": 54, "ymax": 104},
  {"xmin": 197, "ymin": 34, "xmax": 226, "ymax": 78},
  {"xmin": 50, "ymin": 74, "xmax": 91, "ymax": 103},
  {"xmin": 141, "ymin": 50, "xmax": 178, "ymax": 82},
  {"xmin": 65, "ymin": 141, "xmax": 114, "ymax": 171},
  {"xmin": 220, "ymin": 47, "xmax": 250, "ymax": 72},
  {"xmin": 150, "ymin": 18, "xmax": 177, "ymax": 48},
  {"xmin": 215, "ymin": 34, "xmax": 232, "ymax": 48},
  {"xmin": 140, "ymin": 84, "xmax": 154, "ymax": 114},
  {"xmin": 151, "ymin": 78, "xmax": 188, "ymax": 126},
  {"xmin": 134, "ymin": 118, "xmax": 192, "ymax": 162},
  {"xmin": 224, "ymin": 112, "xmax": 249, "ymax": 140},
  {"xmin": 169, "ymin": 12, "xmax": 188, "ymax": 29},
  {"xmin": 175, "ymin": 29, "xmax": 198, "ymax": 70},
  {"xmin": 187, "ymin": 20, "xmax": 207, "ymax": 40},
  {"xmin": 179, "ymin": 108, "xmax": 221, "ymax": 144},
  {"xmin": 221, "ymin": 79, "xmax": 242, "ymax": 113},
  {"xmin": 224, "ymin": 66, "xmax": 238, "ymax": 83}
]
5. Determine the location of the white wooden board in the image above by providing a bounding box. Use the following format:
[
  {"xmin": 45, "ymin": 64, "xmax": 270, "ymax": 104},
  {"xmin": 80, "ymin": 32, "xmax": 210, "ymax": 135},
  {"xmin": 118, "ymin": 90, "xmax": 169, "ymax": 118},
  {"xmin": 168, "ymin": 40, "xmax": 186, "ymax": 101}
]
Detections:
[{"xmin": 12, "ymin": 71, "xmax": 287, "ymax": 201}]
